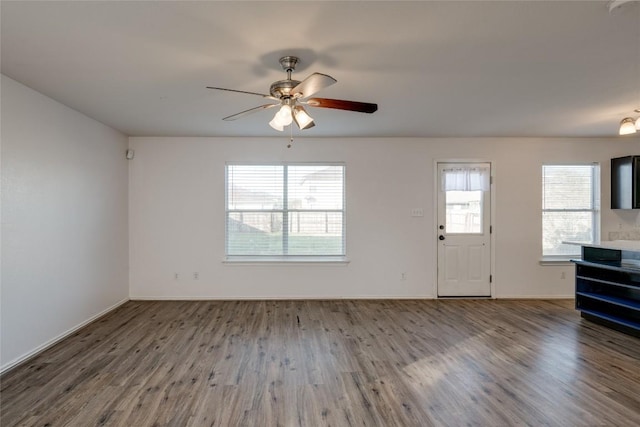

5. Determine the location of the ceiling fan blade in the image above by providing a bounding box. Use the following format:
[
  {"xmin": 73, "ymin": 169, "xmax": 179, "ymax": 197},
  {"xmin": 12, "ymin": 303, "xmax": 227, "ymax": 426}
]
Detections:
[
  {"xmin": 222, "ymin": 103, "xmax": 278, "ymax": 121},
  {"xmin": 291, "ymin": 73, "xmax": 337, "ymax": 99},
  {"xmin": 305, "ymin": 98, "xmax": 378, "ymax": 114},
  {"xmin": 206, "ymin": 86, "xmax": 278, "ymax": 101}
]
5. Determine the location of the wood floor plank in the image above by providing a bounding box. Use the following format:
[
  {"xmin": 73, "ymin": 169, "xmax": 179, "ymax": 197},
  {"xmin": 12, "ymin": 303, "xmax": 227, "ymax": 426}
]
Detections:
[{"xmin": 2, "ymin": 299, "xmax": 639, "ymax": 426}]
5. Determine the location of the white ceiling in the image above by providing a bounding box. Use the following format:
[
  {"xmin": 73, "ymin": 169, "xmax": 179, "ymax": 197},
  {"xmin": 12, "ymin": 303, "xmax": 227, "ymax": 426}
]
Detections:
[{"xmin": 2, "ymin": 0, "xmax": 640, "ymax": 138}]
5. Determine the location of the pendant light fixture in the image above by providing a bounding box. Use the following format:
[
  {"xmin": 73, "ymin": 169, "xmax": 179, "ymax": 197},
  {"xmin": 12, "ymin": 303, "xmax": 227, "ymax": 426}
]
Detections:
[
  {"xmin": 617, "ymin": 107, "xmax": 640, "ymax": 135},
  {"xmin": 610, "ymin": 1, "xmax": 640, "ymax": 136},
  {"xmin": 619, "ymin": 116, "xmax": 638, "ymax": 135}
]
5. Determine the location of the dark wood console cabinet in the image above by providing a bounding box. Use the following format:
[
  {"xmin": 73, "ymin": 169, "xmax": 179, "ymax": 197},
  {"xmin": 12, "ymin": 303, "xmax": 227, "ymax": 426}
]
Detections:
[{"xmin": 573, "ymin": 246, "xmax": 640, "ymax": 337}]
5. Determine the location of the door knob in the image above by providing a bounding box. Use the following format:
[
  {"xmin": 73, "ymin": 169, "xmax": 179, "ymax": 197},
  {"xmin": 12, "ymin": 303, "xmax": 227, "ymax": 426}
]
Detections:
[
  {"xmin": 439, "ymin": 225, "xmax": 444, "ymax": 230},
  {"xmin": 439, "ymin": 235, "xmax": 445, "ymax": 240}
]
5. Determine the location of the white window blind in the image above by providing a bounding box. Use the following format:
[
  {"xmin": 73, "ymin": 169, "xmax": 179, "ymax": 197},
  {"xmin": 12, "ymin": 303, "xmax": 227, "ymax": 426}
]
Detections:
[
  {"xmin": 542, "ymin": 164, "xmax": 599, "ymax": 257},
  {"xmin": 226, "ymin": 163, "xmax": 345, "ymax": 258}
]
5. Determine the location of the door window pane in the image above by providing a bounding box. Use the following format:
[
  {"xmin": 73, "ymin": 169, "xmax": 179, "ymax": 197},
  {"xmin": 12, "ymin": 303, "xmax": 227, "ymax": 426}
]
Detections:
[{"xmin": 445, "ymin": 190, "xmax": 483, "ymax": 234}]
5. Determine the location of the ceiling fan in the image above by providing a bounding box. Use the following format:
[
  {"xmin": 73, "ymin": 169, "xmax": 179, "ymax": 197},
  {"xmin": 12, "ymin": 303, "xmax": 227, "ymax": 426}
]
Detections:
[{"xmin": 206, "ymin": 56, "xmax": 378, "ymax": 131}]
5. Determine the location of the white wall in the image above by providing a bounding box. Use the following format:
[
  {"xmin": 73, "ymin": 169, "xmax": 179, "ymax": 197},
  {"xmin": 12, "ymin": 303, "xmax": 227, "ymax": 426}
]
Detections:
[
  {"xmin": 1, "ymin": 75, "xmax": 129, "ymax": 372},
  {"xmin": 129, "ymin": 136, "xmax": 640, "ymax": 300}
]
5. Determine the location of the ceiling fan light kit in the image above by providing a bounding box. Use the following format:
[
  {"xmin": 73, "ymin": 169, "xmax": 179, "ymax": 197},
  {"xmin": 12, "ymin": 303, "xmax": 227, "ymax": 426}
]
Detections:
[
  {"xmin": 618, "ymin": 109, "xmax": 640, "ymax": 135},
  {"xmin": 293, "ymin": 106, "xmax": 315, "ymax": 130},
  {"xmin": 207, "ymin": 55, "xmax": 377, "ymax": 132},
  {"xmin": 276, "ymin": 104, "xmax": 293, "ymax": 126},
  {"xmin": 268, "ymin": 117, "xmax": 284, "ymax": 132},
  {"xmin": 619, "ymin": 117, "xmax": 637, "ymax": 135}
]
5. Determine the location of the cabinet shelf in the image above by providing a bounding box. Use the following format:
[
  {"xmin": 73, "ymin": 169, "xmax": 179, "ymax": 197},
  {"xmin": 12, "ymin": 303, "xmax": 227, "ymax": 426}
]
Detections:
[
  {"xmin": 573, "ymin": 247, "xmax": 640, "ymax": 338},
  {"xmin": 576, "ymin": 276, "xmax": 640, "ymax": 291},
  {"xmin": 576, "ymin": 291, "xmax": 640, "ymax": 311},
  {"xmin": 579, "ymin": 309, "xmax": 640, "ymax": 332},
  {"xmin": 575, "ymin": 259, "xmax": 640, "ymax": 275}
]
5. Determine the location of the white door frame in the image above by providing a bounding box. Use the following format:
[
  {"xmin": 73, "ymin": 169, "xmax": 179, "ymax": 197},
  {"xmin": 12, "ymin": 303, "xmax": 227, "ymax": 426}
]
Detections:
[{"xmin": 432, "ymin": 159, "xmax": 496, "ymax": 298}]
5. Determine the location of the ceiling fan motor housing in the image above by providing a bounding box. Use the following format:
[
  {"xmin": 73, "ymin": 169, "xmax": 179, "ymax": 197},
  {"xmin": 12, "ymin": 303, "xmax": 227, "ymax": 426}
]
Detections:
[
  {"xmin": 269, "ymin": 56, "xmax": 301, "ymax": 99},
  {"xmin": 270, "ymin": 79, "xmax": 301, "ymax": 99}
]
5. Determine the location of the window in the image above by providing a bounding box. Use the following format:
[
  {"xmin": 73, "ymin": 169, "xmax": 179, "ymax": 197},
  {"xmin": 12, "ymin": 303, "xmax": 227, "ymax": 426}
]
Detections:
[
  {"xmin": 542, "ymin": 164, "xmax": 600, "ymax": 257},
  {"xmin": 226, "ymin": 163, "xmax": 345, "ymax": 259},
  {"xmin": 441, "ymin": 165, "xmax": 490, "ymax": 234}
]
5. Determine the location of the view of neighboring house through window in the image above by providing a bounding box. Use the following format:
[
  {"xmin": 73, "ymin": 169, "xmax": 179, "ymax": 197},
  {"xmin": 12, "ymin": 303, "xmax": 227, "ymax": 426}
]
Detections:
[
  {"xmin": 226, "ymin": 163, "xmax": 345, "ymax": 258},
  {"xmin": 542, "ymin": 164, "xmax": 600, "ymax": 257}
]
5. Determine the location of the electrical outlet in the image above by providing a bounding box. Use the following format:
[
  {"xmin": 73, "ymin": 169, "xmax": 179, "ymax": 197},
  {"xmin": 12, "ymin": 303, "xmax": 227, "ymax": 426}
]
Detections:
[
  {"xmin": 560, "ymin": 272, "xmax": 566, "ymax": 279},
  {"xmin": 174, "ymin": 273, "xmax": 179, "ymax": 280},
  {"xmin": 194, "ymin": 272, "xmax": 199, "ymax": 280},
  {"xmin": 401, "ymin": 272, "xmax": 406, "ymax": 280}
]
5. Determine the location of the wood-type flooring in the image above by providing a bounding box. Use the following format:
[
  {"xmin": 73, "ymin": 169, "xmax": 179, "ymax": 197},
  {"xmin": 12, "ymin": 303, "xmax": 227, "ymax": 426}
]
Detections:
[{"xmin": 1, "ymin": 299, "xmax": 639, "ymax": 426}]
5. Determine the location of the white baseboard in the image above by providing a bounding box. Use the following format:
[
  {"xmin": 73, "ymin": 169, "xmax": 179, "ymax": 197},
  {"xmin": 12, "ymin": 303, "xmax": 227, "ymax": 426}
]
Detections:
[
  {"xmin": 130, "ymin": 295, "xmax": 436, "ymax": 301},
  {"xmin": 0, "ymin": 298, "xmax": 130, "ymax": 375},
  {"xmin": 131, "ymin": 295, "xmax": 574, "ymax": 301},
  {"xmin": 494, "ymin": 295, "xmax": 574, "ymax": 299}
]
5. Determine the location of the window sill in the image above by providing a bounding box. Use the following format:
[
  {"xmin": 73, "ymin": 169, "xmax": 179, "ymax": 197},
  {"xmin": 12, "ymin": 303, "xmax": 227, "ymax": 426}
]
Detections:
[
  {"xmin": 539, "ymin": 256, "xmax": 578, "ymax": 266},
  {"xmin": 223, "ymin": 256, "xmax": 350, "ymax": 266}
]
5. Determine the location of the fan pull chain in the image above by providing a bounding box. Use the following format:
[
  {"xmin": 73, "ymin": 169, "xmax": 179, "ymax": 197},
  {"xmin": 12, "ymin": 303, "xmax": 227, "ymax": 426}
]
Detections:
[{"xmin": 287, "ymin": 124, "xmax": 294, "ymax": 148}]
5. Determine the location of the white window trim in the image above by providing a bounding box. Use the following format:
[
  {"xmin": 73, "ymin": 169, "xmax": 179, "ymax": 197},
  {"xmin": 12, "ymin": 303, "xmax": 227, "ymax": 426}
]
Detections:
[{"xmin": 539, "ymin": 256, "xmax": 577, "ymax": 265}]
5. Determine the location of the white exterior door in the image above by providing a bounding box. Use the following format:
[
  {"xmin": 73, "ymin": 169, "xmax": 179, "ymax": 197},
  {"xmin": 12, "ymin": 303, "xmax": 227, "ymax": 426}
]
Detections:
[{"xmin": 437, "ymin": 162, "xmax": 492, "ymax": 297}]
